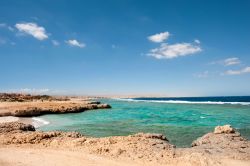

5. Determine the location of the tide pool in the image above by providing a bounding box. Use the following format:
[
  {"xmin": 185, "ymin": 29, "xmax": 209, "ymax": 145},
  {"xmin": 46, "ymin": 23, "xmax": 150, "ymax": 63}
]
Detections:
[{"xmin": 38, "ymin": 98, "xmax": 250, "ymax": 147}]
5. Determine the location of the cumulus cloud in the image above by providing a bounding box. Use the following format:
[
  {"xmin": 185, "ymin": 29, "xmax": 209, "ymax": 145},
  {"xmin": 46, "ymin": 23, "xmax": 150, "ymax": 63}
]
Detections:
[
  {"xmin": 148, "ymin": 32, "xmax": 170, "ymax": 43},
  {"xmin": 224, "ymin": 67, "xmax": 250, "ymax": 75},
  {"xmin": 148, "ymin": 42, "xmax": 202, "ymax": 59},
  {"xmin": 52, "ymin": 40, "xmax": 60, "ymax": 46},
  {"xmin": 15, "ymin": 22, "xmax": 48, "ymax": 40},
  {"xmin": 66, "ymin": 39, "xmax": 85, "ymax": 48}
]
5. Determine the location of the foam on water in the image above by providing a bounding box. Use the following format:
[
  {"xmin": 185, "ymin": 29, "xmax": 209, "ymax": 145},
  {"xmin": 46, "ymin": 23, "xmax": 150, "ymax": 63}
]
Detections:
[
  {"xmin": 32, "ymin": 117, "xmax": 50, "ymax": 128},
  {"xmin": 113, "ymin": 98, "xmax": 250, "ymax": 105}
]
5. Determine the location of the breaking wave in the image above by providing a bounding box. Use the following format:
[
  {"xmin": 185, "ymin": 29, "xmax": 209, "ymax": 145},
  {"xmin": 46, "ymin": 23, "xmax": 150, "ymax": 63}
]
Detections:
[
  {"xmin": 32, "ymin": 117, "xmax": 50, "ymax": 128},
  {"xmin": 113, "ymin": 98, "xmax": 250, "ymax": 105}
]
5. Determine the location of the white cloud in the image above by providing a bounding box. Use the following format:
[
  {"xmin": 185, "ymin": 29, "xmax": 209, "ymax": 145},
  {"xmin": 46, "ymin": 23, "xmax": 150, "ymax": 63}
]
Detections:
[
  {"xmin": 210, "ymin": 57, "xmax": 241, "ymax": 66},
  {"xmin": 52, "ymin": 40, "xmax": 60, "ymax": 46},
  {"xmin": 15, "ymin": 22, "xmax": 48, "ymax": 40},
  {"xmin": 224, "ymin": 67, "xmax": 250, "ymax": 75},
  {"xmin": 148, "ymin": 32, "xmax": 170, "ymax": 43},
  {"xmin": 223, "ymin": 57, "xmax": 241, "ymax": 66},
  {"xmin": 148, "ymin": 42, "xmax": 202, "ymax": 59},
  {"xmin": 66, "ymin": 39, "xmax": 85, "ymax": 48}
]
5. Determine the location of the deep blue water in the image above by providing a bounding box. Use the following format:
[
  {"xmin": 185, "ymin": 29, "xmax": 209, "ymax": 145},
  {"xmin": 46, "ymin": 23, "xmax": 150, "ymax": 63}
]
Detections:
[
  {"xmin": 133, "ymin": 96, "xmax": 250, "ymax": 102},
  {"xmin": 38, "ymin": 96, "xmax": 250, "ymax": 147}
]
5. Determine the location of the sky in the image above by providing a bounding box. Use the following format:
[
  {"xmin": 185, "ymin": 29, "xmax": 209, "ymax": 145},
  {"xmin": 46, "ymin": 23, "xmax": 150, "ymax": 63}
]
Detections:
[{"xmin": 0, "ymin": 0, "xmax": 250, "ymax": 96}]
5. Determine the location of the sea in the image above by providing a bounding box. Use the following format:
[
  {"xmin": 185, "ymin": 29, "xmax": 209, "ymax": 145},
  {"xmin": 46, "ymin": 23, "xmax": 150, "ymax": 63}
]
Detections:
[{"xmin": 37, "ymin": 96, "xmax": 250, "ymax": 147}]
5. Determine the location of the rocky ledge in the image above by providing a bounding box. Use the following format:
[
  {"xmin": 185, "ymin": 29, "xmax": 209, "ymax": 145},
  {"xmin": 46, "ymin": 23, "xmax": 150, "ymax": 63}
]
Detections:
[
  {"xmin": 0, "ymin": 94, "xmax": 111, "ymax": 117},
  {"xmin": 0, "ymin": 122, "xmax": 249, "ymax": 165},
  {"xmin": 0, "ymin": 101, "xmax": 111, "ymax": 117}
]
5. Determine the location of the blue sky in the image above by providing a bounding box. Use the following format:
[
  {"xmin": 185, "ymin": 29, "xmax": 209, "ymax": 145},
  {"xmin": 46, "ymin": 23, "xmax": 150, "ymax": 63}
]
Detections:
[{"xmin": 0, "ymin": 0, "xmax": 250, "ymax": 96}]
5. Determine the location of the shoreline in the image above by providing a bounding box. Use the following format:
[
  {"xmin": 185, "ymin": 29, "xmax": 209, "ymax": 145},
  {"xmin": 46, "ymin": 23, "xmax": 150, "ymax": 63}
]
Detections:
[
  {"xmin": 1, "ymin": 94, "xmax": 250, "ymax": 165},
  {"xmin": 0, "ymin": 116, "xmax": 50, "ymax": 128},
  {"xmin": 0, "ymin": 122, "xmax": 250, "ymax": 166}
]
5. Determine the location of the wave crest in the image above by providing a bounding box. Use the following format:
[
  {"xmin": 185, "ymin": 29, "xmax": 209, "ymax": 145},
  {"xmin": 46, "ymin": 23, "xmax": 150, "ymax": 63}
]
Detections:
[{"xmin": 113, "ymin": 98, "xmax": 250, "ymax": 105}]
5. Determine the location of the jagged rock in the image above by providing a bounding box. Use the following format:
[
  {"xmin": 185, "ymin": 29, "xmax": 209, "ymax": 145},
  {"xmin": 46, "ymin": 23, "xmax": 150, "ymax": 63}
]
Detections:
[
  {"xmin": 97, "ymin": 103, "xmax": 111, "ymax": 109},
  {"xmin": 0, "ymin": 122, "xmax": 35, "ymax": 133},
  {"xmin": 214, "ymin": 124, "xmax": 235, "ymax": 134},
  {"xmin": 0, "ymin": 100, "xmax": 111, "ymax": 117},
  {"xmin": 13, "ymin": 109, "xmax": 42, "ymax": 117},
  {"xmin": 133, "ymin": 133, "xmax": 168, "ymax": 141},
  {"xmin": 1, "ymin": 123, "xmax": 250, "ymax": 164},
  {"xmin": 191, "ymin": 125, "xmax": 250, "ymax": 160}
]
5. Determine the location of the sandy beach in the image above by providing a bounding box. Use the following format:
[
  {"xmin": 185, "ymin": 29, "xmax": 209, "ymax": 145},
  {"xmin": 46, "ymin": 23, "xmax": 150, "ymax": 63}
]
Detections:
[
  {"xmin": 0, "ymin": 147, "xmax": 139, "ymax": 166},
  {"xmin": 1, "ymin": 147, "xmax": 249, "ymax": 166}
]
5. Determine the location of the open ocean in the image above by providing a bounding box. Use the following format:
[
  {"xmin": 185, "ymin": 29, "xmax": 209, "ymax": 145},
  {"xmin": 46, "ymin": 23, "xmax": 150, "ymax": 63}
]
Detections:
[{"xmin": 38, "ymin": 96, "xmax": 250, "ymax": 147}]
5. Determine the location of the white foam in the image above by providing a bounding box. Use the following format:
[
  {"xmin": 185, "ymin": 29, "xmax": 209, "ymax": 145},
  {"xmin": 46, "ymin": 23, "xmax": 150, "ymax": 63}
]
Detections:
[
  {"xmin": 0, "ymin": 116, "xmax": 19, "ymax": 123},
  {"xmin": 113, "ymin": 98, "xmax": 250, "ymax": 105},
  {"xmin": 32, "ymin": 117, "xmax": 50, "ymax": 128}
]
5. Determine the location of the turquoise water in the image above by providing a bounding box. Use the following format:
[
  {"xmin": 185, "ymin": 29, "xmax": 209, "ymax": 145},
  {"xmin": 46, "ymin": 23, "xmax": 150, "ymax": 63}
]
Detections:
[{"xmin": 39, "ymin": 99, "xmax": 250, "ymax": 147}]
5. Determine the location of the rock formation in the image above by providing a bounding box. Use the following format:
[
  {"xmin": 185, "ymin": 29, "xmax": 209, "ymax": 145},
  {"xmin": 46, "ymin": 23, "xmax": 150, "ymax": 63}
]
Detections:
[
  {"xmin": 0, "ymin": 123, "xmax": 249, "ymax": 165},
  {"xmin": 0, "ymin": 93, "xmax": 69, "ymax": 102},
  {"xmin": 0, "ymin": 94, "xmax": 111, "ymax": 117}
]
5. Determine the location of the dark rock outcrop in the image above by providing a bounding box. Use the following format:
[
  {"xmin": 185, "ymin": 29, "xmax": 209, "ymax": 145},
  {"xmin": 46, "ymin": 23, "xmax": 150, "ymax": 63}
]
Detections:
[{"xmin": 0, "ymin": 122, "xmax": 35, "ymax": 133}]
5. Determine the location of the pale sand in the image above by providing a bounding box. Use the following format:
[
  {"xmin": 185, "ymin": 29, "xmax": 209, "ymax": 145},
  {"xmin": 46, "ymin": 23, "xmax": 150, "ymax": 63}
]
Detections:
[
  {"xmin": 0, "ymin": 147, "xmax": 140, "ymax": 166},
  {"xmin": 0, "ymin": 116, "xmax": 19, "ymax": 123},
  {"xmin": 0, "ymin": 147, "xmax": 249, "ymax": 166}
]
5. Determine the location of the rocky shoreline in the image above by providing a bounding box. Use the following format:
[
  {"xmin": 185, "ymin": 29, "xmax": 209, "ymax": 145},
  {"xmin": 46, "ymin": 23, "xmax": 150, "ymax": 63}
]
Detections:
[
  {"xmin": 0, "ymin": 94, "xmax": 249, "ymax": 165},
  {"xmin": 0, "ymin": 94, "xmax": 111, "ymax": 117},
  {"xmin": 0, "ymin": 122, "xmax": 249, "ymax": 165}
]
